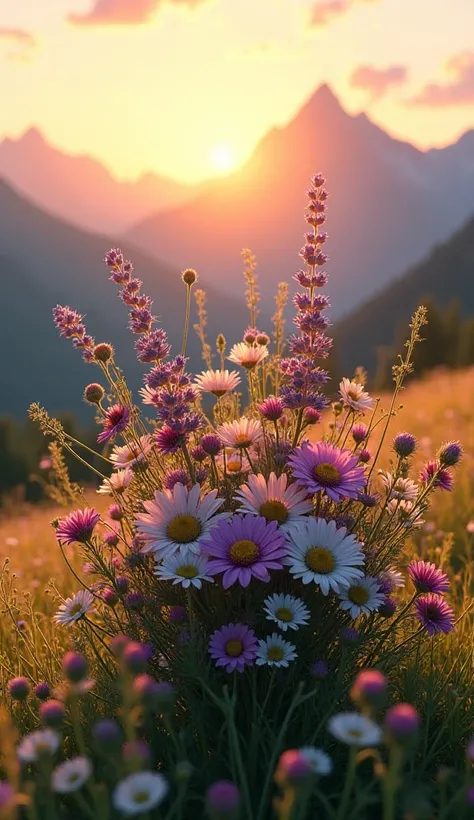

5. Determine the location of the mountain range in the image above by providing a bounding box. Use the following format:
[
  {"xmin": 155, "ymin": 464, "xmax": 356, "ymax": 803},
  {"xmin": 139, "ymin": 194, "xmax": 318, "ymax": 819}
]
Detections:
[
  {"xmin": 126, "ymin": 85, "xmax": 474, "ymax": 318},
  {"xmin": 0, "ymin": 179, "xmax": 260, "ymax": 419},
  {"xmin": 0, "ymin": 128, "xmax": 202, "ymax": 234}
]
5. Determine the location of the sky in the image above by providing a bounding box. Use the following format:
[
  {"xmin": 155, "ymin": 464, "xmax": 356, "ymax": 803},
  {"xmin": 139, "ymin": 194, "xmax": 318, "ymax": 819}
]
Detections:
[{"xmin": 2, "ymin": 0, "xmax": 474, "ymax": 183}]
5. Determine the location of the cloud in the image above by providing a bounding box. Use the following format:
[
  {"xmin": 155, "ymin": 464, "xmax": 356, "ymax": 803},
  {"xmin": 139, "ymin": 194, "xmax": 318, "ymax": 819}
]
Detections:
[
  {"xmin": 68, "ymin": 0, "xmax": 205, "ymax": 26},
  {"xmin": 350, "ymin": 65, "xmax": 408, "ymax": 100},
  {"xmin": 0, "ymin": 28, "xmax": 37, "ymax": 61},
  {"xmin": 409, "ymin": 52, "xmax": 474, "ymax": 107},
  {"xmin": 309, "ymin": 0, "xmax": 379, "ymax": 27}
]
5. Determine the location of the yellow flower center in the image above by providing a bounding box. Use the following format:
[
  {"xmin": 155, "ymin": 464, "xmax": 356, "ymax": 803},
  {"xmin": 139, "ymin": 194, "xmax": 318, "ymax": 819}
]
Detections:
[
  {"xmin": 259, "ymin": 500, "xmax": 288, "ymax": 524},
  {"xmin": 275, "ymin": 607, "xmax": 294, "ymax": 623},
  {"xmin": 225, "ymin": 640, "xmax": 243, "ymax": 657},
  {"xmin": 347, "ymin": 390, "xmax": 360, "ymax": 401},
  {"xmin": 347, "ymin": 728, "xmax": 363, "ymax": 739},
  {"xmin": 212, "ymin": 389, "xmax": 227, "ymax": 398},
  {"xmin": 69, "ymin": 773, "xmax": 80, "ymax": 783},
  {"xmin": 234, "ymin": 433, "xmax": 252, "ymax": 448},
  {"xmin": 69, "ymin": 602, "xmax": 84, "ymax": 616},
  {"xmin": 229, "ymin": 539, "xmax": 260, "ymax": 566},
  {"xmin": 313, "ymin": 462, "xmax": 341, "ymax": 487},
  {"xmin": 176, "ymin": 564, "xmax": 199, "ymax": 579},
  {"xmin": 305, "ymin": 547, "xmax": 335, "ymax": 573},
  {"xmin": 133, "ymin": 792, "xmax": 150, "ymax": 805},
  {"xmin": 348, "ymin": 585, "xmax": 369, "ymax": 605},
  {"xmin": 227, "ymin": 459, "xmax": 242, "ymax": 473},
  {"xmin": 267, "ymin": 646, "xmax": 284, "ymax": 661},
  {"xmin": 36, "ymin": 742, "xmax": 50, "ymax": 754},
  {"xmin": 167, "ymin": 515, "xmax": 201, "ymax": 543}
]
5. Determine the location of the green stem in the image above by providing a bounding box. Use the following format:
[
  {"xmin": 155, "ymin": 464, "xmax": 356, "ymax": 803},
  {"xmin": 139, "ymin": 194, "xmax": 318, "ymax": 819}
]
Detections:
[
  {"xmin": 336, "ymin": 747, "xmax": 357, "ymax": 820},
  {"xmin": 181, "ymin": 285, "xmax": 192, "ymax": 357},
  {"xmin": 382, "ymin": 744, "xmax": 403, "ymax": 820}
]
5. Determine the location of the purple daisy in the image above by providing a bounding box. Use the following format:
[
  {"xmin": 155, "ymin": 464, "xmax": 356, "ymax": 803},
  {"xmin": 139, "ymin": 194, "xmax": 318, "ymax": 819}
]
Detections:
[
  {"xmin": 408, "ymin": 560, "xmax": 449, "ymax": 594},
  {"xmin": 288, "ymin": 441, "xmax": 366, "ymax": 502},
  {"xmin": 201, "ymin": 515, "xmax": 287, "ymax": 589},
  {"xmin": 420, "ymin": 461, "xmax": 453, "ymax": 492},
  {"xmin": 56, "ymin": 508, "xmax": 100, "ymax": 544},
  {"xmin": 97, "ymin": 405, "xmax": 130, "ymax": 444},
  {"xmin": 208, "ymin": 623, "xmax": 258, "ymax": 673},
  {"xmin": 415, "ymin": 594, "xmax": 455, "ymax": 636}
]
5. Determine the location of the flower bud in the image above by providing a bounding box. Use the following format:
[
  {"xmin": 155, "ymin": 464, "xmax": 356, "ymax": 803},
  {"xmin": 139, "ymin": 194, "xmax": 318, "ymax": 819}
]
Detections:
[
  {"xmin": 34, "ymin": 682, "xmax": 51, "ymax": 701},
  {"xmin": 311, "ymin": 660, "xmax": 329, "ymax": 679},
  {"xmin": 84, "ymin": 383, "xmax": 105, "ymax": 404},
  {"xmin": 275, "ymin": 749, "xmax": 313, "ymax": 787},
  {"xmin": 181, "ymin": 268, "xmax": 198, "ymax": 286},
  {"xmin": 205, "ymin": 780, "xmax": 240, "ymax": 819},
  {"xmin": 201, "ymin": 434, "xmax": 222, "ymax": 456},
  {"xmin": 102, "ymin": 587, "xmax": 119, "ymax": 607},
  {"xmin": 39, "ymin": 699, "xmax": 65, "ymax": 728},
  {"xmin": 122, "ymin": 641, "xmax": 151, "ymax": 675},
  {"xmin": 384, "ymin": 703, "xmax": 420, "ymax": 745},
  {"xmin": 92, "ymin": 718, "xmax": 122, "ymax": 752},
  {"xmin": 7, "ymin": 676, "xmax": 29, "ymax": 701},
  {"xmin": 62, "ymin": 652, "xmax": 88, "ymax": 683},
  {"xmin": 124, "ymin": 592, "xmax": 144, "ymax": 612},
  {"xmin": 123, "ymin": 739, "xmax": 151, "ymax": 767},
  {"xmin": 379, "ymin": 597, "xmax": 397, "ymax": 618},
  {"xmin": 352, "ymin": 424, "xmax": 368, "ymax": 444},
  {"xmin": 108, "ymin": 503, "xmax": 124, "ymax": 521},
  {"xmin": 438, "ymin": 441, "xmax": 462, "ymax": 467},
  {"xmin": 93, "ymin": 343, "xmax": 114, "ymax": 363},
  {"xmin": 393, "ymin": 432, "xmax": 416, "ymax": 457},
  {"xmin": 115, "ymin": 576, "xmax": 129, "ymax": 595},
  {"xmin": 104, "ymin": 532, "xmax": 119, "ymax": 547},
  {"xmin": 350, "ymin": 670, "xmax": 387, "ymax": 709}
]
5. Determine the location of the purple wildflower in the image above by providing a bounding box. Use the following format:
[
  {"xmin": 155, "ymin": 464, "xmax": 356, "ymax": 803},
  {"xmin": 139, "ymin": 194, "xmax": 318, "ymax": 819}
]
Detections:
[
  {"xmin": 39, "ymin": 699, "xmax": 65, "ymax": 728},
  {"xmin": 420, "ymin": 460, "xmax": 453, "ymax": 491},
  {"xmin": 201, "ymin": 515, "xmax": 287, "ymax": 589},
  {"xmin": 351, "ymin": 670, "xmax": 387, "ymax": 708},
  {"xmin": 56, "ymin": 508, "xmax": 100, "ymax": 544},
  {"xmin": 415, "ymin": 594, "xmax": 455, "ymax": 636},
  {"xmin": 408, "ymin": 560, "xmax": 449, "ymax": 594},
  {"xmin": 7, "ymin": 677, "xmax": 29, "ymax": 701},
  {"xmin": 352, "ymin": 424, "xmax": 369, "ymax": 444},
  {"xmin": 208, "ymin": 623, "xmax": 258, "ymax": 673},
  {"xmin": 97, "ymin": 404, "xmax": 130, "ymax": 444},
  {"xmin": 201, "ymin": 434, "xmax": 222, "ymax": 456},
  {"xmin": 0, "ymin": 783, "xmax": 14, "ymax": 810},
  {"xmin": 191, "ymin": 446, "xmax": 207, "ymax": 463},
  {"xmin": 34, "ymin": 682, "xmax": 51, "ymax": 701},
  {"xmin": 379, "ymin": 597, "xmax": 397, "ymax": 618},
  {"xmin": 52, "ymin": 305, "xmax": 95, "ymax": 362},
  {"xmin": 154, "ymin": 425, "xmax": 185, "ymax": 454},
  {"xmin": 311, "ymin": 660, "xmax": 329, "ymax": 679},
  {"xmin": 384, "ymin": 703, "xmax": 420, "ymax": 742},
  {"xmin": 169, "ymin": 605, "xmax": 186, "ymax": 623},
  {"xmin": 206, "ymin": 781, "xmax": 241, "ymax": 818},
  {"xmin": 257, "ymin": 396, "xmax": 284, "ymax": 421},
  {"xmin": 438, "ymin": 441, "xmax": 463, "ymax": 467},
  {"xmin": 288, "ymin": 441, "xmax": 366, "ymax": 501},
  {"xmin": 136, "ymin": 329, "xmax": 171, "ymax": 363},
  {"xmin": 163, "ymin": 470, "xmax": 191, "ymax": 491},
  {"xmin": 393, "ymin": 432, "xmax": 416, "ymax": 457}
]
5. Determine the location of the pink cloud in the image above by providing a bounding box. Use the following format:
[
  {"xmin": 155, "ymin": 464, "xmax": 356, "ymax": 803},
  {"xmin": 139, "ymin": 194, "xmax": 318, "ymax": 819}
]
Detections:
[
  {"xmin": 410, "ymin": 52, "xmax": 474, "ymax": 107},
  {"xmin": 350, "ymin": 65, "xmax": 408, "ymax": 100},
  {"xmin": 68, "ymin": 0, "xmax": 205, "ymax": 26},
  {"xmin": 309, "ymin": 0, "xmax": 379, "ymax": 27}
]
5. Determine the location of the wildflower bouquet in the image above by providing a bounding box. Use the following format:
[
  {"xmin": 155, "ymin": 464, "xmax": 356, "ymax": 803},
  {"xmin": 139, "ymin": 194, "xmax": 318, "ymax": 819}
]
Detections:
[{"xmin": 24, "ymin": 173, "xmax": 469, "ymax": 817}]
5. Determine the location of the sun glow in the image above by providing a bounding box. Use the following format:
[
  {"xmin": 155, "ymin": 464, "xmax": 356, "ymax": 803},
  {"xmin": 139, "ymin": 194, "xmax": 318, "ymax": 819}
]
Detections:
[{"xmin": 210, "ymin": 145, "xmax": 236, "ymax": 174}]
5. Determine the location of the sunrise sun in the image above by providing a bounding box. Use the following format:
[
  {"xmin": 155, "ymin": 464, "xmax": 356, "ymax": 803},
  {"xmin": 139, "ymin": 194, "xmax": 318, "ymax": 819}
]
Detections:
[{"xmin": 210, "ymin": 145, "xmax": 235, "ymax": 174}]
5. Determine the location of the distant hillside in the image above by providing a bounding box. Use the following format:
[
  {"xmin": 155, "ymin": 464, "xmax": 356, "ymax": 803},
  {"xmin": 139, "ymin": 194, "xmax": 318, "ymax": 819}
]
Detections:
[
  {"xmin": 0, "ymin": 180, "xmax": 262, "ymax": 419},
  {"xmin": 127, "ymin": 84, "xmax": 474, "ymax": 319},
  {"xmin": 334, "ymin": 215, "xmax": 474, "ymax": 374},
  {"xmin": 0, "ymin": 129, "xmax": 202, "ymax": 233}
]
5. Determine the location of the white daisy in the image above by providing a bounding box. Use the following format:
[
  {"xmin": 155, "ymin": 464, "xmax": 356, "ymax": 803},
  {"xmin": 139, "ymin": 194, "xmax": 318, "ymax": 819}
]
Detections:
[
  {"xmin": 263, "ymin": 593, "xmax": 310, "ymax": 632},
  {"xmin": 285, "ymin": 518, "xmax": 365, "ymax": 594},
  {"xmin": 387, "ymin": 499, "xmax": 424, "ymax": 529},
  {"xmin": 135, "ymin": 483, "xmax": 227, "ymax": 558},
  {"xmin": 256, "ymin": 633, "xmax": 297, "ymax": 668},
  {"xmin": 97, "ymin": 468, "xmax": 133, "ymax": 496},
  {"xmin": 217, "ymin": 417, "xmax": 264, "ymax": 450},
  {"xmin": 235, "ymin": 472, "xmax": 313, "ymax": 531},
  {"xmin": 339, "ymin": 379, "xmax": 375, "ymax": 413},
  {"xmin": 53, "ymin": 590, "xmax": 95, "ymax": 627},
  {"xmin": 228, "ymin": 343, "xmax": 268, "ymax": 369},
  {"xmin": 113, "ymin": 772, "xmax": 168, "ymax": 816},
  {"xmin": 110, "ymin": 436, "xmax": 153, "ymax": 470},
  {"xmin": 17, "ymin": 729, "xmax": 60, "ymax": 763},
  {"xmin": 154, "ymin": 548, "xmax": 214, "ymax": 589},
  {"xmin": 51, "ymin": 756, "xmax": 92, "ymax": 793},
  {"xmin": 328, "ymin": 712, "xmax": 381, "ymax": 747},
  {"xmin": 299, "ymin": 747, "xmax": 332, "ymax": 776},
  {"xmin": 379, "ymin": 471, "xmax": 418, "ymax": 502},
  {"xmin": 338, "ymin": 575, "xmax": 385, "ymax": 619},
  {"xmin": 194, "ymin": 369, "xmax": 241, "ymax": 397}
]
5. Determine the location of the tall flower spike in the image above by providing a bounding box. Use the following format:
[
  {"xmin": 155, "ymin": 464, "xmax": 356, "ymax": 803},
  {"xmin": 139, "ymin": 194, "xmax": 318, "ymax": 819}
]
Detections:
[{"xmin": 279, "ymin": 176, "xmax": 332, "ymax": 424}]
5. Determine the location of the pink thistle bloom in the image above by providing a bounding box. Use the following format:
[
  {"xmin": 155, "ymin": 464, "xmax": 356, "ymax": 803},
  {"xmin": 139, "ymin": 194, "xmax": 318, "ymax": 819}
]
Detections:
[
  {"xmin": 257, "ymin": 396, "xmax": 284, "ymax": 421},
  {"xmin": 420, "ymin": 460, "xmax": 453, "ymax": 492},
  {"xmin": 415, "ymin": 594, "xmax": 455, "ymax": 636},
  {"xmin": 201, "ymin": 514, "xmax": 287, "ymax": 589},
  {"xmin": 228, "ymin": 343, "xmax": 268, "ymax": 369},
  {"xmin": 408, "ymin": 560, "xmax": 449, "ymax": 595},
  {"xmin": 208, "ymin": 623, "xmax": 258, "ymax": 673},
  {"xmin": 194, "ymin": 369, "xmax": 241, "ymax": 397},
  {"xmin": 56, "ymin": 509, "xmax": 100, "ymax": 545},
  {"xmin": 339, "ymin": 379, "xmax": 375, "ymax": 414},
  {"xmin": 235, "ymin": 472, "xmax": 312, "ymax": 532},
  {"xmin": 97, "ymin": 405, "xmax": 130, "ymax": 444},
  {"xmin": 217, "ymin": 417, "xmax": 263, "ymax": 450},
  {"xmin": 288, "ymin": 441, "xmax": 366, "ymax": 502}
]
